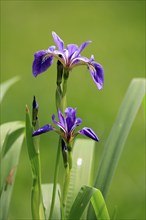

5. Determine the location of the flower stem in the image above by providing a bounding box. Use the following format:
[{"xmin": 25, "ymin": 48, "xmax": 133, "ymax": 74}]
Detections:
[
  {"xmin": 62, "ymin": 163, "xmax": 71, "ymax": 209},
  {"xmin": 49, "ymin": 137, "xmax": 61, "ymax": 220}
]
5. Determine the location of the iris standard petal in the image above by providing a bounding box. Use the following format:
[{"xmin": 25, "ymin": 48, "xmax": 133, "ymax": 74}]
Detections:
[
  {"xmin": 78, "ymin": 127, "xmax": 99, "ymax": 142},
  {"xmin": 66, "ymin": 117, "xmax": 73, "ymax": 133},
  {"xmin": 52, "ymin": 114, "xmax": 66, "ymax": 133},
  {"xmin": 52, "ymin": 32, "xmax": 64, "ymax": 52},
  {"xmin": 58, "ymin": 110, "xmax": 66, "ymax": 128},
  {"xmin": 89, "ymin": 62, "xmax": 104, "ymax": 90},
  {"xmin": 70, "ymin": 118, "xmax": 82, "ymax": 132},
  {"xmin": 72, "ymin": 41, "xmax": 91, "ymax": 59},
  {"xmin": 32, "ymin": 50, "xmax": 54, "ymax": 77},
  {"xmin": 32, "ymin": 124, "xmax": 54, "ymax": 137},
  {"xmin": 70, "ymin": 55, "xmax": 90, "ymax": 67},
  {"xmin": 53, "ymin": 50, "xmax": 67, "ymax": 66},
  {"xmin": 66, "ymin": 44, "xmax": 78, "ymax": 59},
  {"xmin": 65, "ymin": 107, "xmax": 76, "ymax": 120}
]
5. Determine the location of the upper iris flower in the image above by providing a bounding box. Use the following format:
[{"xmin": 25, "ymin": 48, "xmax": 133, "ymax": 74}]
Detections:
[
  {"xmin": 32, "ymin": 32, "xmax": 104, "ymax": 90},
  {"xmin": 32, "ymin": 107, "xmax": 99, "ymax": 145}
]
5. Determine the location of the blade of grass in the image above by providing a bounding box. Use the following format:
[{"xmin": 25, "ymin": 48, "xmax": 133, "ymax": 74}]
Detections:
[
  {"xmin": 0, "ymin": 76, "xmax": 20, "ymax": 104},
  {"xmin": 66, "ymin": 139, "xmax": 95, "ymax": 219},
  {"xmin": 25, "ymin": 105, "xmax": 45, "ymax": 220},
  {"xmin": 42, "ymin": 184, "xmax": 61, "ymax": 220},
  {"xmin": 68, "ymin": 185, "xmax": 110, "ymax": 220},
  {"xmin": 88, "ymin": 78, "xmax": 146, "ymax": 219},
  {"xmin": 0, "ymin": 132, "xmax": 24, "ymax": 220},
  {"xmin": 95, "ymin": 78, "xmax": 145, "ymax": 198}
]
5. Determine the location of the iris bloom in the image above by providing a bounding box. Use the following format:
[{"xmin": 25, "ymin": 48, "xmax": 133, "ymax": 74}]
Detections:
[
  {"xmin": 32, "ymin": 107, "xmax": 99, "ymax": 145},
  {"xmin": 32, "ymin": 32, "xmax": 104, "ymax": 90}
]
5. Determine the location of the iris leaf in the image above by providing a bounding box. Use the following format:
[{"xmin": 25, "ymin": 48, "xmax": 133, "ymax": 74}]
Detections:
[
  {"xmin": 95, "ymin": 78, "xmax": 146, "ymax": 197},
  {"xmin": 65, "ymin": 139, "xmax": 95, "ymax": 219},
  {"xmin": 25, "ymin": 105, "xmax": 45, "ymax": 220},
  {"xmin": 68, "ymin": 185, "xmax": 110, "ymax": 220},
  {"xmin": 88, "ymin": 78, "xmax": 146, "ymax": 219},
  {"xmin": 0, "ymin": 121, "xmax": 25, "ymax": 220},
  {"xmin": 0, "ymin": 76, "xmax": 20, "ymax": 104},
  {"xmin": 42, "ymin": 184, "xmax": 61, "ymax": 220}
]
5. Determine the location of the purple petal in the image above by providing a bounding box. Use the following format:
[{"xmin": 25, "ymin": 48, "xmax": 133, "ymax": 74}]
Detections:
[
  {"xmin": 72, "ymin": 41, "xmax": 91, "ymax": 59},
  {"xmin": 32, "ymin": 50, "xmax": 54, "ymax": 77},
  {"xmin": 89, "ymin": 62, "xmax": 104, "ymax": 90},
  {"xmin": 70, "ymin": 118, "xmax": 82, "ymax": 132},
  {"xmin": 66, "ymin": 44, "xmax": 78, "ymax": 59},
  {"xmin": 52, "ymin": 32, "xmax": 64, "ymax": 52},
  {"xmin": 64, "ymin": 107, "xmax": 77, "ymax": 133},
  {"xmin": 53, "ymin": 50, "xmax": 67, "ymax": 66},
  {"xmin": 78, "ymin": 127, "xmax": 99, "ymax": 142},
  {"xmin": 65, "ymin": 107, "xmax": 76, "ymax": 120},
  {"xmin": 71, "ymin": 56, "xmax": 90, "ymax": 66},
  {"xmin": 32, "ymin": 124, "xmax": 54, "ymax": 137},
  {"xmin": 52, "ymin": 114, "xmax": 66, "ymax": 133},
  {"xmin": 58, "ymin": 110, "xmax": 66, "ymax": 128}
]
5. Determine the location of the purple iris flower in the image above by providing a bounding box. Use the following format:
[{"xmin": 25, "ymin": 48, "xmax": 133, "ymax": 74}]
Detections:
[
  {"xmin": 32, "ymin": 32, "xmax": 104, "ymax": 90},
  {"xmin": 32, "ymin": 107, "xmax": 99, "ymax": 144}
]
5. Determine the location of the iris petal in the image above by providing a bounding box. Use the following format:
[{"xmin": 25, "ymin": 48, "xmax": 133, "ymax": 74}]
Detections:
[
  {"xmin": 66, "ymin": 44, "xmax": 78, "ymax": 59},
  {"xmin": 32, "ymin": 124, "xmax": 54, "ymax": 136},
  {"xmin": 72, "ymin": 41, "xmax": 91, "ymax": 59},
  {"xmin": 52, "ymin": 114, "xmax": 66, "ymax": 133},
  {"xmin": 70, "ymin": 118, "xmax": 82, "ymax": 132},
  {"xmin": 52, "ymin": 31, "xmax": 64, "ymax": 52},
  {"xmin": 78, "ymin": 127, "xmax": 99, "ymax": 141},
  {"xmin": 89, "ymin": 62, "xmax": 104, "ymax": 90},
  {"xmin": 32, "ymin": 50, "xmax": 54, "ymax": 77}
]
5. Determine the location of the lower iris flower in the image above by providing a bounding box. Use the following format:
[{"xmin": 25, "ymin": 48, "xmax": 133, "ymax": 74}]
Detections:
[
  {"xmin": 32, "ymin": 32, "xmax": 104, "ymax": 90},
  {"xmin": 32, "ymin": 107, "xmax": 99, "ymax": 145}
]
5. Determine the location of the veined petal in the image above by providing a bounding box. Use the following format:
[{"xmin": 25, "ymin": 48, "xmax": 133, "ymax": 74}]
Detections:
[
  {"xmin": 65, "ymin": 107, "xmax": 76, "ymax": 120},
  {"xmin": 78, "ymin": 127, "xmax": 99, "ymax": 142},
  {"xmin": 70, "ymin": 118, "xmax": 82, "ymax": 132},
  {"xmin": 65, "ymin": 107, "xmax": 77, "ymax": 132},
  {"xmin": 32, "ymin": 124, "xmax": 54, "ymax": 136},
  {"xmin": 66, "ymin": 44, "xmax": 78, "ymax": 59},
  {"xmin": 32, "ymin": 50, "xmax": 54, "ymax": 77},
  {"xmin": 58, "ymin": 110, "xmax": 66, "ymax": 128},
  {"xmin": 72, "ymin": 41, "xmax": 91, "ymax": 59},
  {"xmin": 53, "ymin": 50, "xmax": 67, "ymax": 66},
  {"xmin": 47, "ymin": 45, "xmax": 56, "ymax": 53},
  {"xmin": 52, "ymin": 114, "xmax": 66, "ymax": 133},
  {"xmin": 88, "ymin": 62, "xmax": 104, "ymax": 90},
  {"xmin": 71, "ymin": 55, "xmax": 90, "ymax": 67},
  {"xmin": 52, "ymin": 31, "xmax": 64, "ymax": 52}
]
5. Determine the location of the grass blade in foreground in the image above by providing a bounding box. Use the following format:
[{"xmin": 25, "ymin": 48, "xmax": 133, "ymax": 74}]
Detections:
[
  {"xmin": 42, "ymin": 184, "xmax": 61, "ymax": 220},
  {"xmin": 25, "ymin": 105, "xmax": 45, "ymax": 220},
  {"xmin": 88, "ymin": 78, "xmax": 145, "ymax": 219},
  {"xmin": 0, "ymin": 121, "xmax": 25, "ymax": 220},
  {"xmin": 68, "ymin": 185, "xmax": 110, "ymax": 220},
  {"xmin": 94, "ymin": 78, "xmax": 145, "ymax": 198},
  {"xmin": 0, "ymin": 76, "xmax": 20, "ymax": 104},
  {"xmin": 66, "ymin": 139, "xmax": 95, "ymax": 219}
]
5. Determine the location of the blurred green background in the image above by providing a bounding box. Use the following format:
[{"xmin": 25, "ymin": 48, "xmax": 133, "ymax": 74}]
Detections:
[{"xmin": 1, "ymin": 1, "xmax": 145, "ymax": 219}]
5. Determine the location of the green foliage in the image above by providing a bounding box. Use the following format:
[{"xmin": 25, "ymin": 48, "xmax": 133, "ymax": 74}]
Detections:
[
  {"xmin": 68, "ymin": 185, "xmax": 110, "ymax": 220},
  {"xmin": 0, "ymin": 121, "xmax": 25, "ymax": 220},
  {"xmin": 95, "ymin": 78, "xmax": 145, "ymax": 197},
  {"xmin": 25, "ymin": 106, "xmax": 45, "ymax": 220},
  {"xmin": 66, "ymin": 139, "xmax": 95, "ymax": 219},
  {"xmin": 42, "ymin": 184, "xmax": 61, "ymax": 220},
  {"xmin": 0, "ymin": 76, "xmax": 20, "ymax": 104},
  {"xmin": 0, "ymin": 77, "xmax": 25, "ymax": 220},
  {"xmin": 88, "ymin": 78, "xmax": 146, "ymax": 219}
]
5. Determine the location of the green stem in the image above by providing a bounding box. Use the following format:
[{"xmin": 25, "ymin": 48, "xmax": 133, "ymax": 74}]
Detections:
[
  {"xmin": 49, "ymin": 68, "xmax": 69, "ymax": 219},
  {"xmin": 62, "ymin": 163, "xmax": 71, "ymax": 209},
  {"xmin": 49, "ymin": 137, "xmax": 61, "ymax": 220}
]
